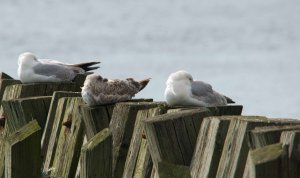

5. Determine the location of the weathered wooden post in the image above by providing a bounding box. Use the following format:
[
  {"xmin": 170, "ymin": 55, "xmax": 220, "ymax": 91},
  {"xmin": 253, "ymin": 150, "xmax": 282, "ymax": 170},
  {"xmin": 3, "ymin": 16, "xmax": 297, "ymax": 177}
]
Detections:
[
  {"xmin": 144, "ymin": 108, "xmax": 211, "ymax": 170},
  {"xmin": 110, "ymin": 101, "xmax": 166, "ymax": 178},
  {"xmin": 190, "ymin": 116, "xmax": 233, "ymax": 178},
  {"xmin": 123, "ymin": 105, "xmax": 167, "ymax": 178},
  {"xmin": 79, "ymin": 104, "xmax": 115, "ymax": 140},
  {"xmin": 2, "ymin": 96, "xmax": 52, "ymax": 134},
  {"xmin": 5, "ymin": 120, "xmax": 41, "ymax": 178},
  {"xmin": 280, "ymin": 131, "xmax": 300, "ymax": 178},
  {"xmin": 158, "ymin": 161, "xmax": 191, "ymax": 178},
  {"xmin": 248, "ymin": 125, "xmax": 300, "ymax": 149},
  {"xmin": 215, "ymin": 117, "xmax": 300, "ymax": 178},
  {"xmin": 243, "ymin": 143, "xmax": 288, "ymax": 178},
  {"xmin": 41, "ymin": 91, "xmax": 81, "ymax": 162},
  {"xmin": 80, "ymin": 128, "xmax": 112, "ymax": 178},
  {"xmin": 0, "ymin": 73, "xmax": 21, "ymax": 178},
  {"xmin": 44, "ymin": 97, "xmax": 85, "ymax": 178}
]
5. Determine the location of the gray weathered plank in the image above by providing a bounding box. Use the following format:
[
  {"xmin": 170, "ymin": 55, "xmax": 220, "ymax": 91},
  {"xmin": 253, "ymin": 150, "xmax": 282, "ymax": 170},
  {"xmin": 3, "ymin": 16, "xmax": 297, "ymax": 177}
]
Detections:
[
  {"xmin": 79, "ymin": 104, "xmax": 115, "ymax": 141},
  {"xmin": 80, "ymin": 128, "xmax": 112, "ymax": 178},
  {"xmin": 144, "ymin": 108, "xmax": 211, "ymax": 170},
  {"xmin": 249, "ymin": 125, "xmax": 300, "ymax": 149},
  {"xmin": 49, "ymin": 97, "xmax": 85, "ymax": 178},
  {"xmin": 216, "ymin": 116, "xmax": 300, "ymax": 178},
  {"xmin": 190, "ymin": 116, "xmax": 232, "ymax": 178},
  {"xmin": 280, "ymin": 131, "xmax": 300, "ymax": 178},
  {"xmin": 110, "ymin": 101, "xmax": 162, "ymax": 178},
  {"xmin": 123, "ymin": 106, "xmax": 167, "ymax": 178},
  {"xmin": 2, "ymin": 82, "xmax": 80, "ymax": 102},
  {"xmin": 157, "ymin": 161, "xmax": 191, "ymax": 178},
  {"xmin": 242, "ymin": 143, "xmax": 288, "ymax": 178},
  {"xmin": 2, "ymin": 96, "xmax": 52, "ymax": 134},
  {"xmin": 5, "ymin": 120, "xmax": 41, "ymax": 178},
  {"xmin": 41, "ymin": 91, "xmax": 81, "ymax": 163},
  {"xmin": 133, "ymin": 138, "xmax": 153, "ymax": 178}
]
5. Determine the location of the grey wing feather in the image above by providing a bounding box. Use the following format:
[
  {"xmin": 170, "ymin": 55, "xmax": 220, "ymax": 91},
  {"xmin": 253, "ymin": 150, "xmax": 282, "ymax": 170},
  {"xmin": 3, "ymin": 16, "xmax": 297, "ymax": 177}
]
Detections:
[
  {"xmin": 191, "ymin": 81, "xmax": 213, "ymax": 97},
  {"xmin": 191, "ymin": 81, "xmax": 228, "ymax": 105},
  {"xmin": 32, "ymin": 63, "xmax": 74, "ymax": 79}
]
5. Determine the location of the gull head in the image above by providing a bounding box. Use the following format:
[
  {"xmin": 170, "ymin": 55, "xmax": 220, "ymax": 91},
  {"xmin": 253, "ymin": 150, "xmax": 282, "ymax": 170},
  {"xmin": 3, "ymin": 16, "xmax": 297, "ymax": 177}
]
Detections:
[
  {"xmin": 18, "ymin": 52, "xmax": 38, "ymax": 67},
  {"xmin": 83, "ymin": 74, "xmax": 107, "ymax": 87},
  {"xmin": 166, "ymin": 70, "xmax": 194, "ymax": 86}
]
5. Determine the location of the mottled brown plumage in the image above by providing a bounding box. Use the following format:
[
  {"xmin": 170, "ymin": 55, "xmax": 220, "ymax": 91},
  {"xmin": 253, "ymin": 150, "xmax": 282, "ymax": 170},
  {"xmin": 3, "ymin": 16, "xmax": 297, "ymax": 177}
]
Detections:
[{"xmin": 81, "ymin": 74, "xmax": 150, "ymax": 106}]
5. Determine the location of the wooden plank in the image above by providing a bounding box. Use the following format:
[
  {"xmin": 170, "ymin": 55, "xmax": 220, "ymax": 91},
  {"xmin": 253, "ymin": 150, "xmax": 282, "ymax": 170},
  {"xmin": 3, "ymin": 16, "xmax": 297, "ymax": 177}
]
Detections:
[
  {"xmin": 280, "ymin": 131, "xmax": 300, "ymax": 178},
  {"xmin": 190, "ymin": 116, "xmax": 232, "ymax": 178},
  {"xmin": 5, "ymin": 120, "xmax": 41, "ymax": 178},
  {"xmin": 41, "ymin": 91, "xmax": 81, "ymax": 162},
  {"xmin": 79, "ymin": 104, "xmax": 115, "ymax": 141},
  {"xmin": 157, "ymin": 161, "xmax": 191, "ymax": 178},
  {"xmin": 143, "ymin": 108, "xmax": 211, "ymax": 170},
  {"xmin": 80, "ymin": 128, "xmax": 112, "ymax": 178},
  {"xmin": 167, "ymin": 105, "xmax": 243, "ymax": 116},
  {"xmin": 249, "ymin": 125, "xmax": 300, "ymax": 149},
  {"xmin": 123, "ymin": 106, "xmax": 167, "ymax": 178},
  {"xmin": 2, "ymin": 82, "xmax": 80, "ymax": 101},
  {"xmin": 109, "ymin": 101, "xmax": 162, "ymax": 178},
  {"xmin": 2, "ymin": 96, "xmax": 52, "ymax": 134},
  {"xmin": 0, "ymin": 79, "xmax": 21, "ymax": 106},
  {"xmin": 49, "ymin": 97, "xmax": 85, "ymax": 178},
  {"xmin": 133, "ymin": 138, "xmax": 153, "ymax": 178},
  {"xmin": 0, "ymin": 130, "xmax": 5, "ymax": 178},
  {"xmin": 216, "ymin": 116, "xmax": 300, "ymax": 178},
  {"xmin": 43, "ymin": 97, "xmax": 84, "ymax": 178},
  {"xmin": 242, "ymin": 143, "xmax": 288, "ymax": 178},
  {"xmin": 43, "ymin": 97, "xmax": 73, "ymax": 173}
]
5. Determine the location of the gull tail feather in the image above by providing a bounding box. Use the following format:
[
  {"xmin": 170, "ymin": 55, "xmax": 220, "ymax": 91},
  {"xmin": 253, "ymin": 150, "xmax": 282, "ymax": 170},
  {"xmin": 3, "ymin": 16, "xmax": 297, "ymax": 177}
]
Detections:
[
  {"xmin": 70, "ymin": 61, "xmax": 101, "ymax": 72},
  {"xmin": 139, "ymin": 78, "xmax": 151, "ymax": 91}
]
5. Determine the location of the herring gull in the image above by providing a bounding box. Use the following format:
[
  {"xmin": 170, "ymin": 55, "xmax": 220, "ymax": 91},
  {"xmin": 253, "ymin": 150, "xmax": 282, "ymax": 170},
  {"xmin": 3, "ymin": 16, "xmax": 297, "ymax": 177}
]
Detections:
[
  {"xmin": 18, "ymin": 52, "xmax": 100, "ymax": 83},
  {"xmin": 164, "ymin": 70, "xmax": 234, "ymax": 107},
  {"xmin": 81, "ymin": 74, "xmax": 151, "ymax": 106}
]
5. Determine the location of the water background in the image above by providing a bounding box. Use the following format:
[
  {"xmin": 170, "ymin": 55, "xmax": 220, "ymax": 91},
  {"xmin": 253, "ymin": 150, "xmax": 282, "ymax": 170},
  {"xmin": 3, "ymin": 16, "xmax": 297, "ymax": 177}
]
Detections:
[{"xmin": 0, "ymin": 0, "xmax": 300, "ymax": 118}]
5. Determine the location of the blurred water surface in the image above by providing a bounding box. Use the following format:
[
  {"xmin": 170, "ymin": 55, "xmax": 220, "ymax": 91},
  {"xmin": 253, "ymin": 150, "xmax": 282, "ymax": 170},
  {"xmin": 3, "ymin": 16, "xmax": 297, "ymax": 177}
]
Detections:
[{"xmin": 0, "ymin": 0, "xmax": 300, "ymax": 118}]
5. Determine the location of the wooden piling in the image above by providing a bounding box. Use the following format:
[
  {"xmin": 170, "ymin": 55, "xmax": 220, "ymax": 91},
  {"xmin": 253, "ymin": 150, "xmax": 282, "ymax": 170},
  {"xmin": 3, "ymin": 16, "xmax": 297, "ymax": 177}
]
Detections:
[
  {"xmin": 109, "ymin": 101, "xmax": 164, "ymax": 178},
  {"xmin": 248, "ymin": 125, "xmax": 300, "ymax": 149},
  {"xmin": 41, "ymin": 91, "xmax": 81, "ymax": 163},
  {"xmin": 243, "ymin": 143, "xmax": 288, "ymax": 178},
  {"xmin": 132, "ymin": 138, "xmax": 153, "ymax": 178},
  {"xmin": 123, "ymin": 106, "xmax": 167, "ymax": 178},
  {"xmin": 79, "ymin": 104, "xmax": 115, "ymax": 141},
  {"xmin": 80, "ymin": 128, "xmax": 112, "ymax": 178},
  {"xmin": 280, "ymin": 131, "xmax": 300, "ymax": 178},
  {"xmin": 2, "ymin": 96, "xmax": 52, "ymax": 134},
  {"xmin": 49, "ymin": 97, "xmax": 85, "ymax": 178},
  {"xmin": 5, "ymin": 120, "xmax": 41, "ymax": 178},
  {"xmin": 190, "ymin": 116, "xmax": 232, "ymax": 178},
  {"xmin": 157, "ymin": 161, "xmax": 191, "ymax": 178},
  {"xmin": 43, "ymin": 97, "xmax": 84, "ymax": 178},
  {"xmin": 2, "ymin": 82, "xmax": 80, "ymax": 102},
  {"xmin": 144, "ymin": 108, "xmax": 211, "ymax": 169},
  {"xmin": 216, "ymin": 116, "xmax": 300, "ymax": 178}
]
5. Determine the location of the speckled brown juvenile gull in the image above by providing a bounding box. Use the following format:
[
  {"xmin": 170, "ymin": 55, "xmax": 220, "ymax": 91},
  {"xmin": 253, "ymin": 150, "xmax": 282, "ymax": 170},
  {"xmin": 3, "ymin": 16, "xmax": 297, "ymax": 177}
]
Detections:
[{"xmin": 81, "ymin": 74, "xmax": 150, "ymax": 106}]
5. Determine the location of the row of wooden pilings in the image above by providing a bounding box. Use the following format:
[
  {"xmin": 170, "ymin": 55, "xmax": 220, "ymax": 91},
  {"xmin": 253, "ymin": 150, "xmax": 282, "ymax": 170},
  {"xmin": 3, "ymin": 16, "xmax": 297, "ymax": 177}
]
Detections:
[{"xmin": 0, "ymin": 72, "xmax": 299, "ymax": 178}]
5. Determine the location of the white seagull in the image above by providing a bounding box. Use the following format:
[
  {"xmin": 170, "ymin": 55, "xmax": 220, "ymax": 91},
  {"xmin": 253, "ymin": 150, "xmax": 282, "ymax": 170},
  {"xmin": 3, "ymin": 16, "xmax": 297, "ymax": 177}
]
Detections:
[
  {"xmin": 81, "ymin": 74, "xmax": 151, "ymax": 106},
  {"xmin": 17, "ymin": 52, "xmax": 100, "ymax": 83},
  {"xmin": 164, "ymin": 70, "xmax": 234, "ymax": 107}
]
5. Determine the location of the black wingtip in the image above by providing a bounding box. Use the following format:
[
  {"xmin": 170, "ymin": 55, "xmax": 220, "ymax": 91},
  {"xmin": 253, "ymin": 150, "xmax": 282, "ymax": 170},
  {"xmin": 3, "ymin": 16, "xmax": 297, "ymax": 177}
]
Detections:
[
  {"xmin": 72, "ymin": 61, "xmax": 101, "ymax": 72},
  {"xmin": 225, "ymin": 96, "xmax": 235, "ymax": 104}
]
